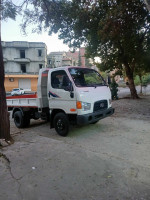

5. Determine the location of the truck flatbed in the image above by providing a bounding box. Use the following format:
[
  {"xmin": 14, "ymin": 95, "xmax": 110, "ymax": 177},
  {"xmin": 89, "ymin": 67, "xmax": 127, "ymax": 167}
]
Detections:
[{"xmin": 6, "ymin": 93, "xmax": 38, "ymax": 108}]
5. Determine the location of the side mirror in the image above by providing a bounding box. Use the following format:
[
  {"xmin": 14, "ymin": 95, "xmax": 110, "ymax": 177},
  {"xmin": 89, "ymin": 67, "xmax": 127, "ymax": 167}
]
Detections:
[{"xmin": 64, "ymin": 81, "xmax": 74, "ymax": 98}]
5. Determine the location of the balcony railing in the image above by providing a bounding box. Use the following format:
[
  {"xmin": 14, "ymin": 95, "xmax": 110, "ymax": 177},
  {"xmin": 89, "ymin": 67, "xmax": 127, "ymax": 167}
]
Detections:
[{"xmin": 14, "ymin": 58, "xmax": 31, "ymax": 63}]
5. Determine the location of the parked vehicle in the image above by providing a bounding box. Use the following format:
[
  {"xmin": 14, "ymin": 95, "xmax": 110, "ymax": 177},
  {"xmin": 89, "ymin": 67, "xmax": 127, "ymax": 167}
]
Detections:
[
  {"xmin": 7, "ymin": 67, "xmax": 114, "ymax": 136},
  {"xmin": 11, "ymin": 88, "xmax": 25, "ymax": 96}
]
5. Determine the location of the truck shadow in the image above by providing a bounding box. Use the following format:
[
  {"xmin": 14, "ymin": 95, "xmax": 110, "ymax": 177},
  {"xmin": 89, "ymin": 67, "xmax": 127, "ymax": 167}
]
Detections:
[
  {"xmin": 68, "ymin": 123, "xmax": 106, "ymax": 138},
  {"xmin": 28, "ymin": 119, "xmax": 47, "ymax": 128}
]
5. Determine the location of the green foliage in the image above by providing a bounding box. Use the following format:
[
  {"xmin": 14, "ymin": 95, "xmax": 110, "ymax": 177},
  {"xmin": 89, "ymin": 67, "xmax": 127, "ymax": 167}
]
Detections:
[
  {"xmin": 85, "ymin": 76, "xmax": 97, "ymax": 84},
  {"xmin": 134, "ymin": 75, "xmax": 141, "ymax": 86},
  {"xmin": 0, "ymin": 0, "xmax": 18, "ymax": 21},
  {"xmin": 110, "ymin": 78, "xmax": 119, "ymax": 100},
  {"xmin": 21, "ymin": 1, "xmax": 150, "ymax": 70},
  {"xmin": 142, "ymin": 74, "xmax": 150, "ymax": 86},
  {"xmin": 134, "ymin": 74, "xmax": 150, "ymax": 86}
]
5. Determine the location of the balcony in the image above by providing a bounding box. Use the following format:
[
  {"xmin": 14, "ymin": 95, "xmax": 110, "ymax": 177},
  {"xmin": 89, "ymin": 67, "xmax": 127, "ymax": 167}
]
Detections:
[{"xmin": 14, "ymin": 58, "xmax": 31, "ymax": 63}]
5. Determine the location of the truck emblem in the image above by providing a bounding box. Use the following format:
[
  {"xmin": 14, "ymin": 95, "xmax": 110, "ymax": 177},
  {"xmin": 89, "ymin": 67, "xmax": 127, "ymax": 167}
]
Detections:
[{"xmin": 100, "ymin": 102, "xmax": 105, "ymax": 108}]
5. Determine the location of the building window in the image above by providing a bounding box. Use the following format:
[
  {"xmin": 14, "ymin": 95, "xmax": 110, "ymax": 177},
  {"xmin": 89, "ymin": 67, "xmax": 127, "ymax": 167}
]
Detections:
[
  {"xmin": 39, "ymin": 64, "xmax": 43, "ymax": 69},
  {"xmin": 48, "ymin": 59, "xmax": 51, "ymax": 64},
  {"xmin": 20, "ymin": 50, "xmax": 25, "ymax": 58},
  {"xmin": 38, "ymin": 50, "xmax": 42, "ymax": 57},
  {"xmin": 21, "ymin": 64, "xmax": 26, "ymax": 73}
]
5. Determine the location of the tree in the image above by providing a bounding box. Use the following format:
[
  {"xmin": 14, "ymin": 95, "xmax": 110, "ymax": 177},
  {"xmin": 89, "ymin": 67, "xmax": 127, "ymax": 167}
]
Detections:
[
  {"xmin": 21, "ymin": 0, "xmax": 150, "ymax": 99},
  {"xmin": 78, "ymin": 50, "xmax": 82, "ymax": 66},
  {"xmin": 0, "ymin": 0, "xmax": 18, "ymax": 141},
  {"xmin": 134, "ymin": 52, "xmax": 150, "ymax": 93},
  {"xmin": 85, "ymin": 57, "xmax": 92, "ymax": 68},
  {"xmin": 144, "ymin": 0, "xmax": 150, "ymax": 11},
  {"xmin": 85, "ymin": 0, "xmax": 150, "ymax": 99}
]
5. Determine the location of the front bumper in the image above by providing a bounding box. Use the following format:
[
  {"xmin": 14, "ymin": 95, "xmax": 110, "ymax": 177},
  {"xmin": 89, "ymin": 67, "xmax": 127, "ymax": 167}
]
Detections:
[{"xmin": 77, "ymin": 107, "xmax": 115, "ymax": 125}]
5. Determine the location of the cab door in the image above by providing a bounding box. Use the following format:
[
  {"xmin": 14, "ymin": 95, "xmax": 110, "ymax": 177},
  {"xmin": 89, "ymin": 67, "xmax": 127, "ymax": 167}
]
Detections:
[{"xmin": 48, "ymin": 70, "xmax": 77, "ymax": 114}]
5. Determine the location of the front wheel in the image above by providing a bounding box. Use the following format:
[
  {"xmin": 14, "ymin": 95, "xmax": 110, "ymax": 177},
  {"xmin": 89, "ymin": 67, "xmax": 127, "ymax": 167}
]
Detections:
[{"xmin": 53, "ymin": 113, "xmax": 69, "ymax": 137}]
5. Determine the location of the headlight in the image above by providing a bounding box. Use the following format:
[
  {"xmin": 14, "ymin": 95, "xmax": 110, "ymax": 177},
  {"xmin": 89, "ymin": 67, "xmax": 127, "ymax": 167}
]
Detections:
[
  {"xmin": 81, "ymin": 102, "xmax": 91, "ymax": 111},
  {"xmin": 76, "ymin": 101, "xmax": 91, "ymax": 111}
]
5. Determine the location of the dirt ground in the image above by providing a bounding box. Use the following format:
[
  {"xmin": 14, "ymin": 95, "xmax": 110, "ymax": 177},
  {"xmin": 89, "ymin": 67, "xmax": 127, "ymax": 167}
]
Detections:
[
  {"xmin": 113, "ymin": 95, "xmax": 150, "ymax": 121},
  {"xmin": 0, "ymin": 94, "xmax": 150, "ymax": 200}
]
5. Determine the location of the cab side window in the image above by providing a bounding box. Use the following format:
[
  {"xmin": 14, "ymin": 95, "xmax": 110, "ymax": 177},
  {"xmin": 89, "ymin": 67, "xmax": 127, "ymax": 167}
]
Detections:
[{"xmin": 51, "ymin": 70, "xmax": 70, "ymax": 89}]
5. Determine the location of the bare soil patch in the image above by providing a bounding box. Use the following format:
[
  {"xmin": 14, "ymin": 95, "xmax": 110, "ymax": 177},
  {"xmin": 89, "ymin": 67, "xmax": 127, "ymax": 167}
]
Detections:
[{"xmin": 112, "ymin": 95, "xmax": 150, "ymax": 121}]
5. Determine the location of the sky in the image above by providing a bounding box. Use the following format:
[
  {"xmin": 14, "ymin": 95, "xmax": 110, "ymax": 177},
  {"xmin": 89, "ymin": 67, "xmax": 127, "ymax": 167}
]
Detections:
[
  {"xmin": 1, "ymin": 14, "xmax": 100, "ymax": 63},
  {"xmin": 1, "ymin": 16, "xmax": 70, "ymax": 54}
]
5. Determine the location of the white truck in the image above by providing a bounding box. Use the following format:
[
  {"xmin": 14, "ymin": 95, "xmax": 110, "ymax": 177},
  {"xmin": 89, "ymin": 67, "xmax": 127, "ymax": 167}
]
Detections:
[{"xmin": 7, "ymin": 66, "xmax": 114, "ymax": 136}]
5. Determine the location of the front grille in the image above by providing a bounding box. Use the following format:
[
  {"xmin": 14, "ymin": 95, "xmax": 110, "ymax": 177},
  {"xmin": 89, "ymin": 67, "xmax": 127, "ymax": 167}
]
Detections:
[{"xmin": 93, "ymin": 100, "xmax": 108, "ymax": 112}]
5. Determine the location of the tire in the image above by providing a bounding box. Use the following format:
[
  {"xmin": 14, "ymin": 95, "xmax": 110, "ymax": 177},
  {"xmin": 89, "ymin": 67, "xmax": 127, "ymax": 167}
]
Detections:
[
  {"xmin": 14, "ymin": 111, "xmax": 24, "ymax": 128},
  {"xmin": 53, "ymin": 113, "xmax": 69, "ymax": 137}
]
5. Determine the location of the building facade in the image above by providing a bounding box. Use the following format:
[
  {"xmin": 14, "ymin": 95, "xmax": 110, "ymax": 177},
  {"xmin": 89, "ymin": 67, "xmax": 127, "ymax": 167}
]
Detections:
[
  {"xmin": 2, "ymin": 41, "xmax": 47, "ymax": 91},
  {"xmin": 47, "ymin": 52, "xmax": 64, "ymax": 68},
  {"xmin": 47, "ymin": 48, "xmax": 92, "ymax": 68}
]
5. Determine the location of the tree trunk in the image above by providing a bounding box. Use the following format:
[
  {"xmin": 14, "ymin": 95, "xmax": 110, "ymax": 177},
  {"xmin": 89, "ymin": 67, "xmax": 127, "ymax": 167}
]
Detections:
[
  {"xmin": 0, "ymin": 35, "xmax": 11, "ymax": 140},
  {"xmin": 124, "ymin": 63, "xmax": 139, "ymax": 99}
]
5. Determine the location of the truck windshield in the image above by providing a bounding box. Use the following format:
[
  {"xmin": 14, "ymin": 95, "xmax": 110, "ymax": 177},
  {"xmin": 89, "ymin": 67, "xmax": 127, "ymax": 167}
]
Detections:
[{"xmin": 68, "ymin": 68, "xmax": 106, "ymax": 87}]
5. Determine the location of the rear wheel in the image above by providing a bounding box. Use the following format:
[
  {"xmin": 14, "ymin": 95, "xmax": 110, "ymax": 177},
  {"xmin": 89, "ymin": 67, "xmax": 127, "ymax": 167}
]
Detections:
[
  {"xmin": 14, "ymin": 111, "xmax": 24, "ymax": 128},
  {"xmin": 14, "ymin": 111, "xmax": 30, "ymax": 128},
  {"xmin": 53, "ymin": 113, "xmax": 69, "ymax": 137}
]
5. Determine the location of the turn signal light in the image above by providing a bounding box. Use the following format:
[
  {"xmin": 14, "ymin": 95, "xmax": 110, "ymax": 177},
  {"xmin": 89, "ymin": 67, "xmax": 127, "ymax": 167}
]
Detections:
[
  {"xmin": 70, "ymin": 108, "xmax": 76, "ymax": 112},
  {"xmin": 76, "ymin": 101, "xmax": 82, "ymax": 109}
]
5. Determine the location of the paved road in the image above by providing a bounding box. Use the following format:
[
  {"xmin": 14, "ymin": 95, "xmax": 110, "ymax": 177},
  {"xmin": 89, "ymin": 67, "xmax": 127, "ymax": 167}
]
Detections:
[{"xmin": 118, "ymin": 85, "xmax": 150, "ymax": 98}]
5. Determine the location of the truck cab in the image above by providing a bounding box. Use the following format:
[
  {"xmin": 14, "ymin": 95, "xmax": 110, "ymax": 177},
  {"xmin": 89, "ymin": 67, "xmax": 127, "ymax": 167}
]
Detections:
[{"xmin": 46, "ymin": 66, "xmax": 114, "ymax": 136}]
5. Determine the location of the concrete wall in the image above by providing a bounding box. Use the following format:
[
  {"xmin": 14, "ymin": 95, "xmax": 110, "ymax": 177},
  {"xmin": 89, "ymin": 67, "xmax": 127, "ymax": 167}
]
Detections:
[
  {"xmin": 47, "ymin": 52, "xmax": 64, "ymax": 68},
  {"xmin": 2, "ymin": 41, "xmax": 47, "ymax": 74},
  {"xmin": 4, "ymin": 77, "xmax": 18, "ymax": 91},
  {"xmin": 2, "ymin": 41, "xmax": 47, "ymax": 92}
]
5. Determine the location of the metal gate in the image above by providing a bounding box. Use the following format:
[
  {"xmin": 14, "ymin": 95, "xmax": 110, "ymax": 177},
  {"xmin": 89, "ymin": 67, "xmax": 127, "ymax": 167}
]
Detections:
[{"xmin": 19, "ymin": 79, "xmax": 31, "ymax": 91}]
